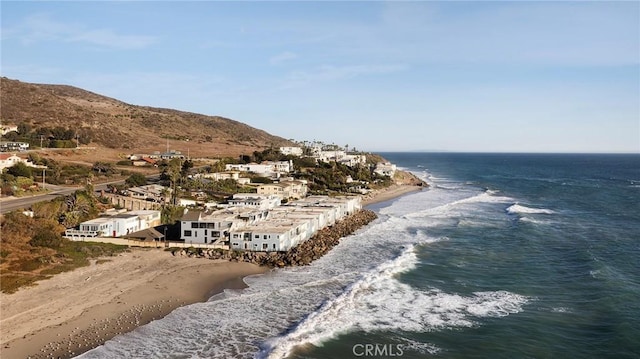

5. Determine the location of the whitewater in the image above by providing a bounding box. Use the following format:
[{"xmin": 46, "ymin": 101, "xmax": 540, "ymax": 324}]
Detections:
[{"xmin": 78, "ymin": 166, "xmax": 532, "ymax": 359}]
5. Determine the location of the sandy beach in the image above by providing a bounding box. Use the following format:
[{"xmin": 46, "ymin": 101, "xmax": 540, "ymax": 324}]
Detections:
[
  {"xmin": 0, "ymin": 183, "xmax": 422, "ymax": 359},
  {"xmin": 0, "ymin": 250, "xmax": 267, "ymax": 359},
  {"xmin": 362, "ymin": 183, "xmax": 424, "ymax": 206}
]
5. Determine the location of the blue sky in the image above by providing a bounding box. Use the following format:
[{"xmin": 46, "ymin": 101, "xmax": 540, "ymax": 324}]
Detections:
[{"xmin": 1, "ymin": 1, "xmax": 639, "ymax": 153}]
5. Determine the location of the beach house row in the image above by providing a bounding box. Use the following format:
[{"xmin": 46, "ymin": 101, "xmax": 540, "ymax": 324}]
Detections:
[
  {"xmin": 225, "ymin": 160, "xmax": 293, "ymax": 176},
  {"xmin": 277, "ymin": 146, "xmax": 366, "ymax": 167},
  {"xmin": 180, "ymin": 195, "xmax": 362, "ymax": 251},
  {"xmin": 64, "ymin": 209, "xmax": 161, "ymax": 239}
]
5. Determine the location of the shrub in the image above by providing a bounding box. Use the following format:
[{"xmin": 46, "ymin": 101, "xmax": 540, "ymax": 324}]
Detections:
[{"xmin": 29, "ymin": 230, "xmax": 63, "ymax": 248}]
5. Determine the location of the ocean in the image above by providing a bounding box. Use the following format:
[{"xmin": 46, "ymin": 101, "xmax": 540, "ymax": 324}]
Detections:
[{"xmin": 78, "ymin": 153, "xmax": 640, "ymax": 359}]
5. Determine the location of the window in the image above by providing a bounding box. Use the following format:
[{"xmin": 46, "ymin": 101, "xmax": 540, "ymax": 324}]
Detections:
[
  {"xmin": 207, "ymin": 223, "xmax": 215, "ymax": 229},
  {"xmin": 204, "ymin": 230, "xmax": 208, "ymax": 235},
  {"xmin": 184, "ymin": 230, "xmax": 192, "ymax": 237},
  {"xmin": 232, "ymin": 242, "xmax": 239, "ymax": 247},
  {"xmin": 263, "ymin": 243, "xmax": 268, "ymax": 250},
  {"xmin": 264, "ymin": 235, "xmax": 268, "ymax": 239},
  {"xmin": 273, "ymin": 243, "xmax": 276, "ymax": 249},
  {"xmin": 191, "ymin": 223, "xmax": 198, "ymax": 229},
  {"xmin": 255, "ymin": 234, "xmax": 260, "ymax": 239}
]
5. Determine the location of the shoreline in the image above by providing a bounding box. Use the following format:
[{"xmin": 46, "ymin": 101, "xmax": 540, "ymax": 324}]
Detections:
[
  {"xmin": 0, "ymin": 250, "xmax": 267, "ymax": 359},
  {"xmin": 0, "ymin": 184, "xmax": 423, "ymax": 359},
  {"xmin": 362, "ymin": 183, "xmax": 424, "ymax": 206}
]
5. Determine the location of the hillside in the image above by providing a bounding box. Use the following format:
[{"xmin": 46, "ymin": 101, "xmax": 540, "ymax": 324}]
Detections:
[{"xmin": 0, "ymin": 77, "xmax": 292, "ymax": 158}]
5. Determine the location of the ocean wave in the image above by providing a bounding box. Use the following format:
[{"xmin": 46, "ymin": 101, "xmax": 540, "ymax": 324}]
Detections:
[
  {"xmin": 507, "ymin": 204, "xmax": 555, "ymax": 215},
  {"xmin": 404, "ymin": 190, "xmax": 514, "ymax": 219},
  {"xmin": 518, "ymin": 217, "xmax": 552, "ymax": 225},
  {"xmin": 259, "ymin": 246, "xmax": 529, "ymax": 359}
]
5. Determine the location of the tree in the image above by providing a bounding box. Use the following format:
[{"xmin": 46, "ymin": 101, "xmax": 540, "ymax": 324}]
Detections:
[
  {"xmin": 92, "ymin": 161, "xmax": 115, "ymax": 175},
  {"xmin": 17, "ymin": 122, "xmax": 31, "ymax": 135},
  {"xmin": 125, "ymin": 172, "xmax": 148, "ymax": 187},
  {"xmin": 6, "ymin": 162, "xmax": 33, "ymax": 178}
]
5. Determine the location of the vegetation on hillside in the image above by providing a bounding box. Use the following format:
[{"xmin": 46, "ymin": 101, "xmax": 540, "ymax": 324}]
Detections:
[
  {"xmin": 0, "ymin": 77, "xmax": 292, "ymax": 156},
  {"xmin": 0, "ymin": 211, "xmax": 128, "ymax": 294}
]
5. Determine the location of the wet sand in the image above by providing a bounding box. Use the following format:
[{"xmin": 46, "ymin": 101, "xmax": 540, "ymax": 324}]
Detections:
[{"xmin": 0, "ymin": 250, "xmax": 267, "ymax": 359}]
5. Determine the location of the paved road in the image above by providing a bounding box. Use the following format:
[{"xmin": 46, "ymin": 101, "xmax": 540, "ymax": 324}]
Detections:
[{"xmin": 0, "ymin": 174, "xmax": 163, "ymax": 214}]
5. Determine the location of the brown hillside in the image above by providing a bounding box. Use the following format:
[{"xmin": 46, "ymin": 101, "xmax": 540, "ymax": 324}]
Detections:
[{"xmin": 0, "ymin": 77, "xmax": 292, "ymax": 158}]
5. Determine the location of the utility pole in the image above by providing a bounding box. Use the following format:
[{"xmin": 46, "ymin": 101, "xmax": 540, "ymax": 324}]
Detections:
[
  {"xmin": 40, "ymin": 135, "xmax": 44, "ymax": 149},
  {"xmin": 42, "ymin": 168, "xmax": 46, "ymax": 189}
]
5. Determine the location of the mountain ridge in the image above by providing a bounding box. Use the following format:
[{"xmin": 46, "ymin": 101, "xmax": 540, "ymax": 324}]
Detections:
[{"xmin": 0, "ymin": 77, "xmax": 292, "ymax": 157}]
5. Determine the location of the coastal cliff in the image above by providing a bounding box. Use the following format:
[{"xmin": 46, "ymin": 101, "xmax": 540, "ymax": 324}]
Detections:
[{"xmin": 172, "ymin": 209, "xmax": 379, "ymax": 267}]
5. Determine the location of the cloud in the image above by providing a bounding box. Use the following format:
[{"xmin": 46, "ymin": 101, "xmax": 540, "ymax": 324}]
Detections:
[
  {"xmin": 283, "ymin": 64, "xmax": 408, "ymax": 88},
  {"xmin": 12, "ymin": 13, "xmax": 156, "ymax": 50},
  {"xmin": 270, "ymin": 51, "xmax": 298, "ymax": 65}
]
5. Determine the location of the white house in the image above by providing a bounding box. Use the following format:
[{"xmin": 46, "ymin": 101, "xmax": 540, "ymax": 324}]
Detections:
[
  {"xmin": 64, "ymin": 210, "xmax": 161, "ymax": 239},
  {"xmin": 180, "ymin": 207, "xmax": 270, "ymax": 244},
  {"xmin": 0, "ymin": 153, "xmax": 46, "ymax": 172},
  {"xmin": 338, "ymin": 154, "xmax": 367, "ymax": 167},
  {"xmin": 230, "ymin": 195, "xmax": 363, "ymax": 252},
  {"xmin": 279, "ymin": 146, "xmax": 303, "ymax": 157},
  {"xmin": 0, "ymin": 142, "xmax": 29, "ymax": 152},
  {"xmin": 374, "ymin": 162, "xmax": 397, "ymax": 177},
  {"xmin": 1, "ymin": 125, "xmax": 18, "ymax": 135},
  {"xmin": 225, "ymin": 161, "xmax": 292, "ymax": 176},
  {"xmin": 256, "ymin": 180, "xmax": 308, "ymax": 200},
  {"xmin": 226, "ymin": 193, "xmax": 282, "ymax": 210},
  {"xmin": 229, "ymin": 218, "xmax": 312, "ymax": 252},
  {"xmin": 126, "ymin": 184, "xmax": 171, "ymax": 203}
]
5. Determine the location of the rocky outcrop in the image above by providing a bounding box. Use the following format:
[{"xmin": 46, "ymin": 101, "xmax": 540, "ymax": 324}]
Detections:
[{"xmin": 171, "ymin": 209, "xmax": 378, "ymax": 268}]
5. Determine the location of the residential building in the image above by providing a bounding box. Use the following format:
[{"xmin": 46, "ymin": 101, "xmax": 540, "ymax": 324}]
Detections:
[
  {"xmin": 1, "ymin": 125, "xmax": 18, "ymax": 135},
  {"xmin": 229, "ymin": 195, "xmax": 361, "ymax": 252},
  {"xmin": 0, "ymin": 141, "xmax": 29, "ymax": 152},
  {"xmin": 374, "ymin": 162, "xmax": 397, "ymax": 177},
  {"xmin": 64, "ymin": 209, "xmax": 161, "ymax": 239},
  {"xmin": 225, "ymin": 161, "xmax": 293, "ymax": 176},
  {"xmin": 0, "ymin": 153, "xmax": 46, "ymax": 172},
  {"xmin": 256, "ymin": 180, "xmax": 308, "ymax": 200},
  {"xmin": 180, "ymin": 207, "xmax": 270, "ymax": 244},
  {"xmin": 226, "ymin": 193, "xmax": 282, "ymax": 210},
  {"xmin": 126, "ymin": 184, "xmax": 171, "ymax": 203},
  {"xmin": 229, "ymin": 218, "xmax": 311, "ymax": 252},
  {"xmin": 279, "ymin": 146, "xmax": 303, "ymax": 157}
]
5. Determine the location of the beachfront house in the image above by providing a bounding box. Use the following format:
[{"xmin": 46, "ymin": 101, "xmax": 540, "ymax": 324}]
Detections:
[
  {"xmin": 229, "ymin": 218, "xmax": 312, "ymax": 252},
  {"xmin": 374, "ymin": 162, "xmax": 397, "ymax": 177},
  {"xmin": 229, "ymin": 195, "xmax": 362, "ymax": 252},
  {"xmin": 180, "ymin": 207, "xmax": 270, "ymax": 244},
  {"xmin": 64, "ymin": 210, "xmax": 161, "ymax": 239}
]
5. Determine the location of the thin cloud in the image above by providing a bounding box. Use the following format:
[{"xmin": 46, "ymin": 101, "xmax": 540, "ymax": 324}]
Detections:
[
  {"xmin": 270, "ymin": 51, "xmax": 298, "ymax": 65},
  {"xmin": 283, "ymin": 64, "xmax": 408, "ymax": 88},
  {"xmin": 12, "ymin": 13, "xmax": 156, "ymax": 50}
]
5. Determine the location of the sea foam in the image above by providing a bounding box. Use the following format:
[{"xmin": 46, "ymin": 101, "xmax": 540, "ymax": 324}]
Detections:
[
  {"xmin": 260, "ymin": 246, "xmax": 529, "ymax": 359},
  {"xmin": 507, "ymin": 204, "xmax": 555, "ymax": 215}
]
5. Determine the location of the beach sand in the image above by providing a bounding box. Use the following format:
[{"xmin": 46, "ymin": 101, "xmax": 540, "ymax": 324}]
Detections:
[
  {"xmin": 0, "ymin": 184, "xmax": 422, "ymax": 359},
  {"xmin": 362, "ymin": 183, "xmax": 423, "ymax": 206},
  {"xmin": 0, "ymin": 250, "xmax": 267, "ymax": 359}
]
